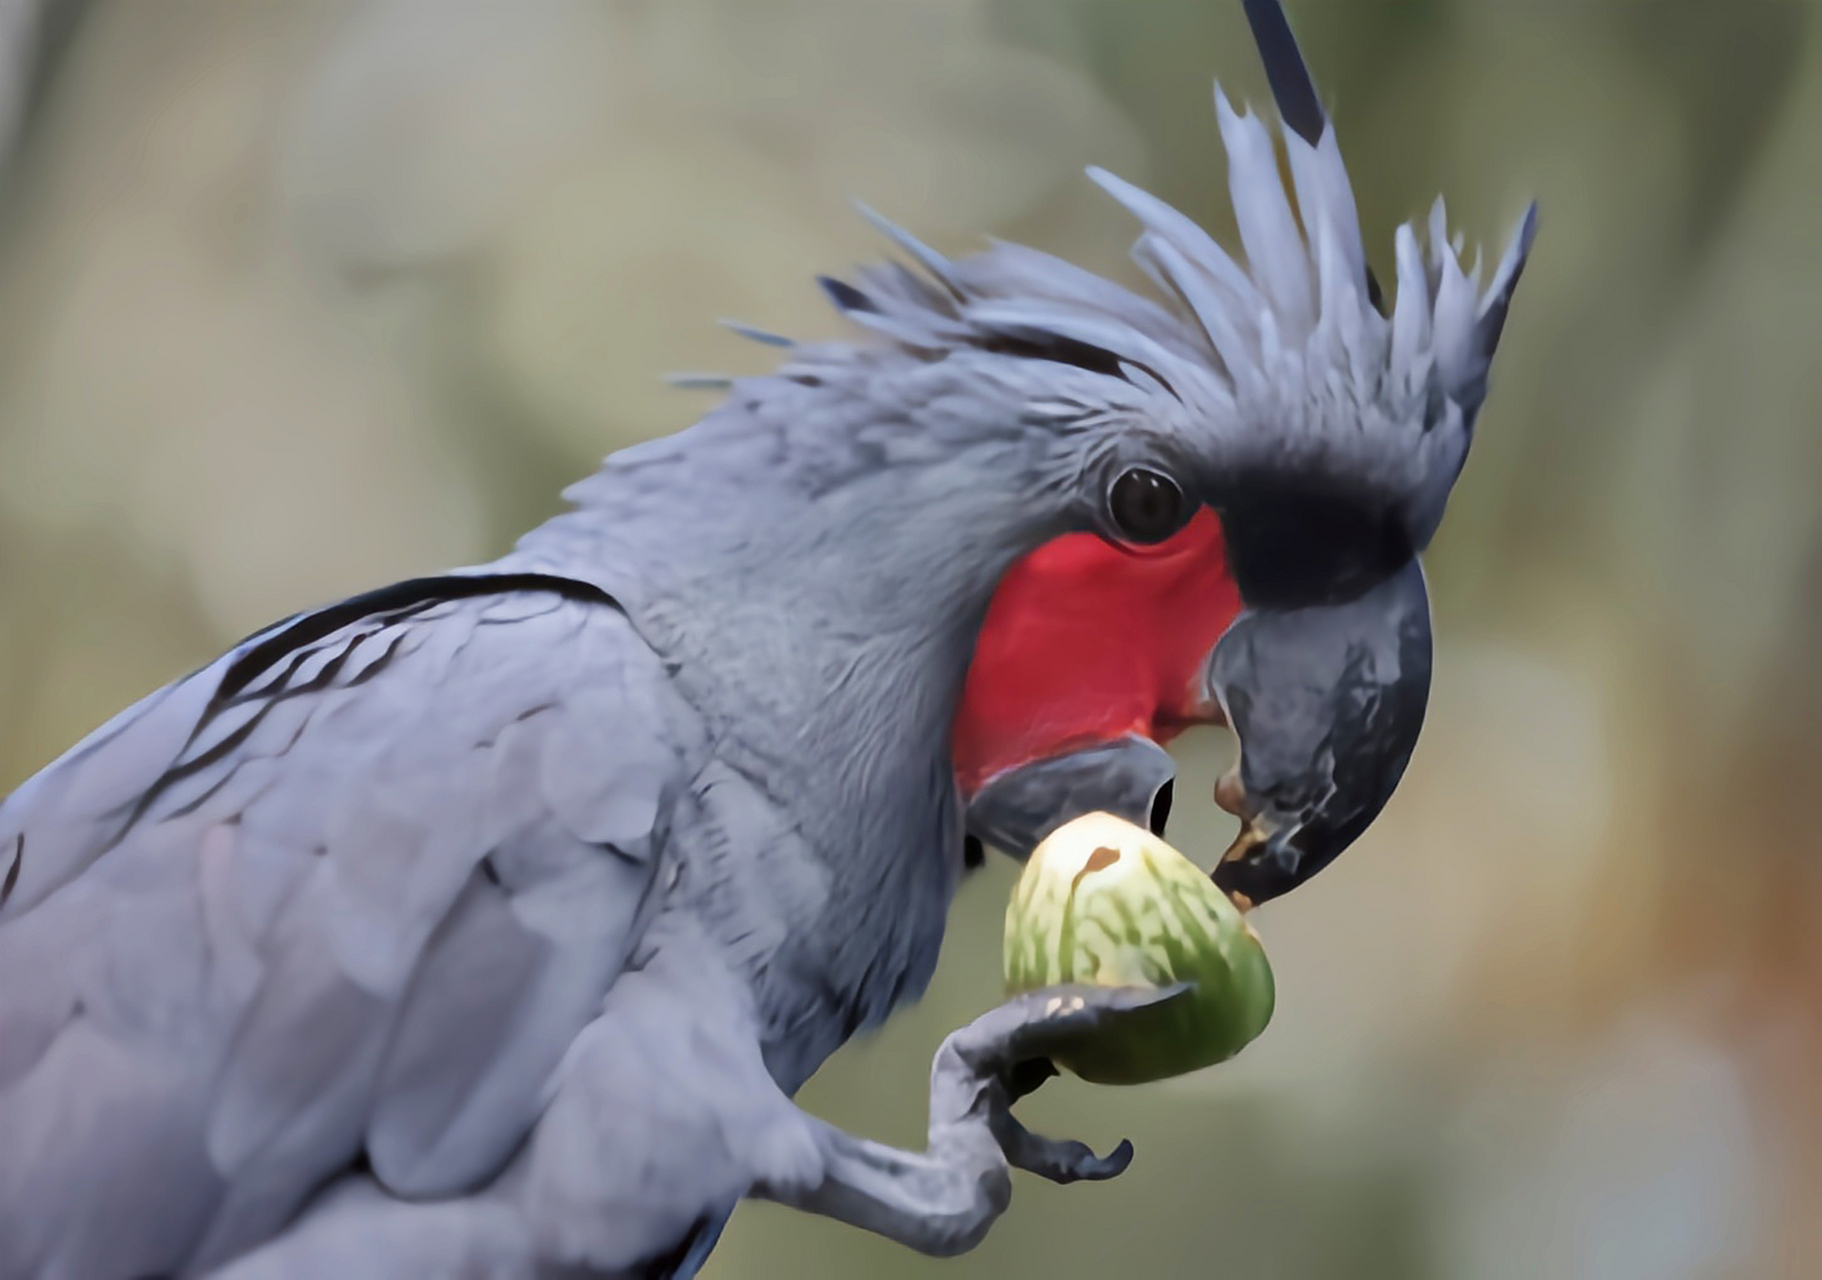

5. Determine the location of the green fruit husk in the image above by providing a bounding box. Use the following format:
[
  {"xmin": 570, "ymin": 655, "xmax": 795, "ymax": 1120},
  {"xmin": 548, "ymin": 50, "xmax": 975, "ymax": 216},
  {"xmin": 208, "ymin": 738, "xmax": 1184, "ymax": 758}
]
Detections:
[{"xmin": 1003, "ymin": 811, "xmax": 1274, "ymax": 1085}]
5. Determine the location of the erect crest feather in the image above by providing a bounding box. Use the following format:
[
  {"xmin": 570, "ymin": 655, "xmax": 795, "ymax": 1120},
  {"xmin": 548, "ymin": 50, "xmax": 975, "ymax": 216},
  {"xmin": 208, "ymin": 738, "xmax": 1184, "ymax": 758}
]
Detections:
[{"xmin": 802, "ymin": 0, "xmax": 1535, "ymax": 550}]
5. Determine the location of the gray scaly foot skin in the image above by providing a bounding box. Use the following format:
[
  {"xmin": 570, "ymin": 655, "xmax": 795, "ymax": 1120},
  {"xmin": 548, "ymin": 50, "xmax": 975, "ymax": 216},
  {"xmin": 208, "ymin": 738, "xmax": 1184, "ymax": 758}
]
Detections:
[{"xmin": 756, "ymin": 984, "xmax": 1190, "ymax": 1257}]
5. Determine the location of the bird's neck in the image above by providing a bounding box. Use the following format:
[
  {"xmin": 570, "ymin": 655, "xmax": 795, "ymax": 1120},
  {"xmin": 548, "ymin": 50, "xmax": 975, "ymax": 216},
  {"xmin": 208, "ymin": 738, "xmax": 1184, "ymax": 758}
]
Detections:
[
  {"xmin": 505, "ymin": 397, "xmax": 1054, "ymax": 1059},
  {"xmin": 507, "ymin": 372, "xmax": 1062, "ymax": 856}
]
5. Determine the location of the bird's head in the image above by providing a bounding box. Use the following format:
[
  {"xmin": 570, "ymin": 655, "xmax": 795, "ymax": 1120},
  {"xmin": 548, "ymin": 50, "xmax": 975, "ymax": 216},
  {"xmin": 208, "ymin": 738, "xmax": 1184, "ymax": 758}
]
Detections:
[
  {"xmin": 940, "ymin": 0, "xmax": 1536, "ymax": 908},
  {"xmin": 635, "ymin": 0, "xmax": 1531, "ymax": 895}
]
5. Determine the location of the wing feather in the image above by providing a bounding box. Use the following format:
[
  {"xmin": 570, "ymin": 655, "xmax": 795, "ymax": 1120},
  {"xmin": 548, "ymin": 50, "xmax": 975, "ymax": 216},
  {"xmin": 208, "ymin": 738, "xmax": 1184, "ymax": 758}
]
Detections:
[{"xmin": 0, "ymin": 576, "xmax": 703, "ymax": 1280}]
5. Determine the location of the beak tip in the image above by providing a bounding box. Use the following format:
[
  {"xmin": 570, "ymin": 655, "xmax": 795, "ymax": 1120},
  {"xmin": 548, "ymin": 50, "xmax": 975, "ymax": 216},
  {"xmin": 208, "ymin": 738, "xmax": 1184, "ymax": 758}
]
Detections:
[
  {"xmin": 1205, "ymin": 558, "xmax": 1435, "ymax": 906},
  {"xmin": 1210, "ymin": 815, "xmax": 1351, "ymax": 909}
]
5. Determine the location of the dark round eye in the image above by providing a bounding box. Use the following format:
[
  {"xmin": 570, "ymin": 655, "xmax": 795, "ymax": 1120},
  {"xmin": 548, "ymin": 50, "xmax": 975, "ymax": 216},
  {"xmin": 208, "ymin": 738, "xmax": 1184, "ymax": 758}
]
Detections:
[{"xmin": 1108, "ymin": 467, "xmax": 1185, "ymax": 543}]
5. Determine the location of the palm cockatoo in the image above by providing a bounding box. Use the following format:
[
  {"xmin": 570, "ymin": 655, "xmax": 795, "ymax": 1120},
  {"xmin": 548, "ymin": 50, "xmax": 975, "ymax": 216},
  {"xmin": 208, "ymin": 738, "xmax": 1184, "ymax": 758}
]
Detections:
[{"xmin": 0, "ymin": 1, "xmax": 1533, "ymax": 1276}]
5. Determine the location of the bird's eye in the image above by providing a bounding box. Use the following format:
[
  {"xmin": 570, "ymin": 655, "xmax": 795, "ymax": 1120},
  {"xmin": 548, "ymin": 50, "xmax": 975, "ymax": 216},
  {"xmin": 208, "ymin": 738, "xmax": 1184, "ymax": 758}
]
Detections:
[{"xmin": 1107, "ymin": 467, "xmax": 1185, "ymax": 544}]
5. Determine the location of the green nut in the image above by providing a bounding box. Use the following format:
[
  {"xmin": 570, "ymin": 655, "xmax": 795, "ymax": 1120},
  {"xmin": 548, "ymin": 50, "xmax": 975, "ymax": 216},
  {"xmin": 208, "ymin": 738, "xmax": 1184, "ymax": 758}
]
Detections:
[{"xmin": 1003, "ymin": 811, "xmax": 1275, "ymax": 1085}]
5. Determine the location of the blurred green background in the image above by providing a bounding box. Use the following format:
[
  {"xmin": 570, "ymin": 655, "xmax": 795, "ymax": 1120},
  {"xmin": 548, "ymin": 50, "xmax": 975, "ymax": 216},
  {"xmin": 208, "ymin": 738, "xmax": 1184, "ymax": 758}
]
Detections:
[{"xmin": 1, "ymin": 1, "xmax": 1818, "ymax": 1276}]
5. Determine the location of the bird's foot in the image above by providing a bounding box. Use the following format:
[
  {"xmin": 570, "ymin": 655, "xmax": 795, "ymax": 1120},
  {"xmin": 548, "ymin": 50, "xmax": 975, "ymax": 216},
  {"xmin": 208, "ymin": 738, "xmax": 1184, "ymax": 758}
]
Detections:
[{"xmin": 754, "ymin": 984, "xmax": 1184, "ymax": 1256}]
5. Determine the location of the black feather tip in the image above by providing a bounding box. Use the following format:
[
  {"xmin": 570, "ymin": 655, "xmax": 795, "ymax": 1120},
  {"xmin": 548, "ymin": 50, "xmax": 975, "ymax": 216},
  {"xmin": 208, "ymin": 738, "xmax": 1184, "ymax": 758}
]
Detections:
[
  {"xmin": 1242, "ymin": 0, "xmax": 1326, "ymax": 146},
  {"xmin": 817, "ymin": 276, "xmax": 876, "ymax": 314}
]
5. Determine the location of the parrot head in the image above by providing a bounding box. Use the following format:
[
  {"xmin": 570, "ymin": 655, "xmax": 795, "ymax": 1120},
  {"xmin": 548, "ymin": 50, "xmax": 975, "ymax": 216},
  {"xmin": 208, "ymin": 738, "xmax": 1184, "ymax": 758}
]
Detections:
[
  {"xmin": 660, "ymin": 0, "xmax": 1532, "ymax": 908},
  {"xmin": 947, "ymin": 0, "xmax": 1535, "ymax": 909}
]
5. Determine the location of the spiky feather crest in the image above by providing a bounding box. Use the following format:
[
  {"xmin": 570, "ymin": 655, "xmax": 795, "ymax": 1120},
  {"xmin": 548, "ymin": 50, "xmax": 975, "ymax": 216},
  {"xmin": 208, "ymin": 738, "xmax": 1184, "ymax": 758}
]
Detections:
[{"xmin": 795, "ymin": 0, "xmax": 1536, "ymax": 551}]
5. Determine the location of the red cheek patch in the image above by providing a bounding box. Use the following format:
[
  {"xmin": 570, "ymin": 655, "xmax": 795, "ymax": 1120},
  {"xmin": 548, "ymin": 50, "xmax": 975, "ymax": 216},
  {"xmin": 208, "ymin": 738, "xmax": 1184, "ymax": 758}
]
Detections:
[{"xmin": 952, "ymin": 507, "xmax": 1242, "ymax": 795}]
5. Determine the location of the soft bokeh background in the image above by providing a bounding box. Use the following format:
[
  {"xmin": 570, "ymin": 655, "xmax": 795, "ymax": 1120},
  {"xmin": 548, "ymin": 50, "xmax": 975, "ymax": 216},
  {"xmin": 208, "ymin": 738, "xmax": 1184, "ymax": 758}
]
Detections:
[{"xmin": 1, "ymin": 1, "xmax": 1817, "ymax": 1276}]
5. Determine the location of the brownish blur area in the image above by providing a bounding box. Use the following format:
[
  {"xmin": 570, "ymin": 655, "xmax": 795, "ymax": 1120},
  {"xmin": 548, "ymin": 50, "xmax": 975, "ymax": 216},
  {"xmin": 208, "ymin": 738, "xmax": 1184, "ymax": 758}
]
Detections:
[{"xmin": 1, "ymin": 2, "xmax": 1817, "ymax": 1276}]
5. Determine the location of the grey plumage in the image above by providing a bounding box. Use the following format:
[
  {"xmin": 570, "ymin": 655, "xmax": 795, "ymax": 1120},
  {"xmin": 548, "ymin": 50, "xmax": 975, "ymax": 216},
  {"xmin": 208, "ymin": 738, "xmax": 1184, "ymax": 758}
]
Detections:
[
  {"xmin": 0, "ymin": 2, "xmax": 1534, "ymax": 1275},
  {"xmin": 1, "ymin": 588, "xmax": 700, "ymax": 1275}
]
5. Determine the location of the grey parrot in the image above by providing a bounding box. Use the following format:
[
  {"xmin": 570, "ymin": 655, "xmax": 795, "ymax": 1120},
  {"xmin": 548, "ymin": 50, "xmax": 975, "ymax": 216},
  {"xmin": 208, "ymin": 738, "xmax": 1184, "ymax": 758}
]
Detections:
[{"xmin": 0, "ymin": 2, "xmax": 1535, "ymax": 1276}]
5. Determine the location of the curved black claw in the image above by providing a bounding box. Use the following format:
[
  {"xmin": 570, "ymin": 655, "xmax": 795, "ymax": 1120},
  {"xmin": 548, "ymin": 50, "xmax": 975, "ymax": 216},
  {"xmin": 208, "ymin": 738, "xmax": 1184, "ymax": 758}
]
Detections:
[{"xmin": 992, "ymin": 1109, "xmax": 1134, "ymax": 1185}]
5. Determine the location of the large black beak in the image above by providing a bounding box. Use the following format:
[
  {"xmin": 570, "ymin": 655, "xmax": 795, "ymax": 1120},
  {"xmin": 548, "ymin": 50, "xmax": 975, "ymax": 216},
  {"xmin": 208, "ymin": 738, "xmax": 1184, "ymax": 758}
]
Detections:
[
  {"xmin": 961, "ymin": 562, "xmax": 1433, "ymax": 900},
  {"xmin": 1205, "ymin": 559, "xmax": 1433, "ymax": 907}
]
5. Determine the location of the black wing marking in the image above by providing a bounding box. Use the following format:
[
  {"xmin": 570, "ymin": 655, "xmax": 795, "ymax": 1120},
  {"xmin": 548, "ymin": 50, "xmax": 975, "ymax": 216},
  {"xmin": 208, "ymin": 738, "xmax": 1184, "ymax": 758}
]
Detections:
[
  {"xmin": 216, "ymin": 573, "xmax": 617, "ymax": 706},
  {"xmin": 112, "ymin": 573, "xmax": 622, "ymax": 842}
]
